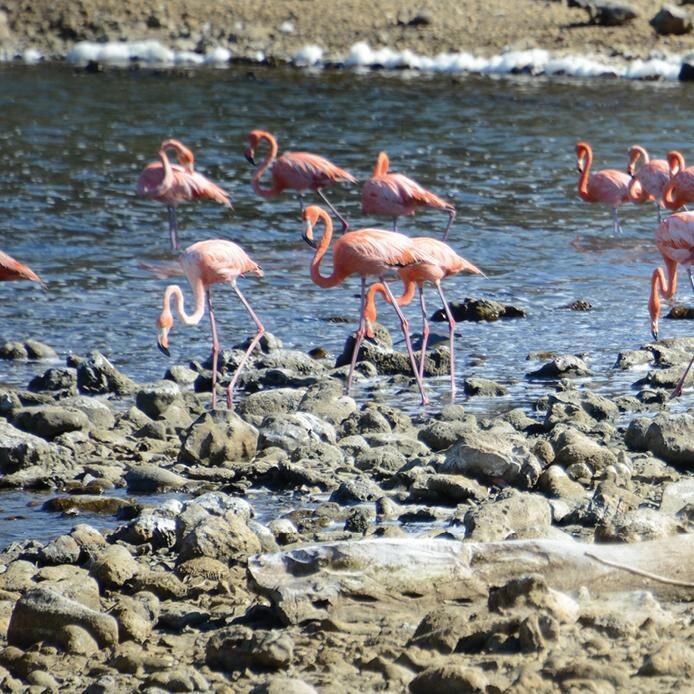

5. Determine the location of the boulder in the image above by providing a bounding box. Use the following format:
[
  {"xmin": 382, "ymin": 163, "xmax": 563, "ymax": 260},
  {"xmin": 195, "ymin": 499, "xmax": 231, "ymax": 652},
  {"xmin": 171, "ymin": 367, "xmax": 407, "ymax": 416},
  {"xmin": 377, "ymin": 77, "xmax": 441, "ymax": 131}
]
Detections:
[
  {"xmin": 76, "ymin": 351, "xmax": 137, "ymax": 395},
  {"xmin": 206, "ymin": 626, "xmax": 294, "ymax": 671},
  {"xmin": 124, "ymin": 463, "xmax": 188, "ymax": 492},
  {"xmin": 644, "ymin": 413, "xmax": 694, "ymax": 465},
  {"xmin": 257, "ymin": 412, "xmax": 337, "ymax": 452},
  {"xmin": 13, "ymin": 405, "xmax": 90, "ymax": 439},
  {"xmin": 135, "ymin": 380, "xmax": 182, "ymax": 418},
  {"xmin": 431, "ymin": 298, "xmax": 525, "ymax": 322},
  {"xmin": 179, "ymin": 410, "xmax": 258, "ymax": 465},
  {"xmin": 89, "ymin": 545, "xmax": 140, "ymax": 590},
  {"xmin": 650, "ymin": 4, "xmax": 692, "ymax": 35},
  {"xmin": 527, "ymin": 355, "xmax": 590, "ymax": 379},
  {"xmin": 178, "ymin": 513, "xmax": 261, "ymax": 563}
]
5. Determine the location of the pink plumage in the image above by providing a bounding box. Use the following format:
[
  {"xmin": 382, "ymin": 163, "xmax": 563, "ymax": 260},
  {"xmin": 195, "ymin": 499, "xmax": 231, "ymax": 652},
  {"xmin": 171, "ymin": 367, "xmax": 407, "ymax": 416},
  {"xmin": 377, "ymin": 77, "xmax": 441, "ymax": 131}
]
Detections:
[
  {"xmin": 626, "ymin": 145, "xmax": 670, "ymax": 214},
  {"xmin": 0, "ymin": 250, "xmax": 42, "ymax": 284},
  {"xmin": 663, "ymin": 150, "xmax": 694, "ymax": 211}
]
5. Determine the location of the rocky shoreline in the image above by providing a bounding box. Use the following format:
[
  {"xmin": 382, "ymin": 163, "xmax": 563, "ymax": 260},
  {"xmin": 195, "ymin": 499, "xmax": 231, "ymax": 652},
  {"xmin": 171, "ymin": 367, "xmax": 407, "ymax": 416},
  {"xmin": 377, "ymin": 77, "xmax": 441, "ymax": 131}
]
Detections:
[{"xmin": 0, "ymin": 321, "xmax": 692, "ymax": 691}]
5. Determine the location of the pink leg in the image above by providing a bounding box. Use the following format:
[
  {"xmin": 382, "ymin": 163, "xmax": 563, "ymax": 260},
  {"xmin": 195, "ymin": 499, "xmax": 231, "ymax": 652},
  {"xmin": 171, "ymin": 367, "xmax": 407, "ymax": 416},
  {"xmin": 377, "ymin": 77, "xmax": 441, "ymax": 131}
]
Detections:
[
  {"xmin": 347, "ymin": 276, "xmax": 367, "ymax": 395},
  {"xmin": 418, "ymin": 286, "xmax": 429, "ymax": 380},
  {"xmin": 167, "ymin": 206, "xmax": 179, "ymax": 250},
  {"xmin": 226, "ymin": 281, "xmax": 265, "ymax": 409},
  {"xmin": 435, "ymin": 281, "xmax": 457, "ymax": 396},
  {"xmin": 670, "ymin": 355, "xmax": 694, "ymax": 399},
  {"xmin": 207, "ymin": 289, "xmax": 220, "ymax": 410},
  {"xmin": 442, "ymin": 208, "xmax": 456, "ymax": 242},
  {"xmin": 317, "ymin": 188, "xmax": 349, "ymax": 233},
  {"xmin": 380, "ymin": 278, "xmax": 429, "ymax": 405}
]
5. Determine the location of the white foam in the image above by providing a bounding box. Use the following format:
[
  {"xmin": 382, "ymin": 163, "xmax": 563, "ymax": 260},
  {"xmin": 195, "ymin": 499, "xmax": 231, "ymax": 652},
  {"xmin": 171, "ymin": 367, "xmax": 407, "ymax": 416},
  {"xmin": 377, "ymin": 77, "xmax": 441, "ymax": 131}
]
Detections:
[
  {"xmin": 205, "ymin": 47, "xmax": 232, "ymax": 65},
  {"xmin": 293, "ymin": 44, "xmax": 323, "ymax": 67}
]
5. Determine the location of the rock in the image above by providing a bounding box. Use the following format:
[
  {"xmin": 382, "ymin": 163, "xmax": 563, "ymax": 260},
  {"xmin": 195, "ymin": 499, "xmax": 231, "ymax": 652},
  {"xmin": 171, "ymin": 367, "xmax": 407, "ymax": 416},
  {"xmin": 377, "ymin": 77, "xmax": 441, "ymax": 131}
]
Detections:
[
  {"xmin": 579, "ymin": 2, "xmax": 638, "ymax": 26},
  {"xmin": 329, "ymin": 477, "xmax": 384, "ymax": 504},
  {"xmin": 178, "ymin": 513, "xmax": 261, "ymax": 563},
  {"xmin": 112, "ymin": 510, "xmax": 178, "ymax": 549},
  {"xmin": 639, "ymin": 640, "xmax": 694, "ymax": 677},
  {"xmin": 431, "ymin": 298, "xmax": 525, "ymax": 322},
  {"xmin": 206, "ymin": 626, "xmax": 294, "ymax": 671},
  {"xmin": 537, "ymin": 465, "xmax": 586, "ymax": 501},
  {"xmin": 124, "ymin": 463, "xmax": 188, "ymax": 492},
  {"xmin": 89, "ymin": 545, "xmax": 140, "ymax": 590},
  {"xmin": 409, "ymin": 664, "xmax": 488, "ymax": 693},
  {"xmin": 187, "ymin": 492, "xmax": 253, "ymax": 521},
  {"xmin": 462, "ymin": 377, "xmax": 508, "ymax": 396},
  {"xmin": 236, "ymin": 388, "xmax": 305, "ymax": 425},
  {"xmin": 562, "ymin": 298, "xmax": 592, "ymax": 311},
  {"xmin": 7, "ymin": 586, "xmax": 118, "ymax": 649},
  {"xmin": 111, "ymin": 592, "xmax": 159, "ymax": 643},
  {"xmin": 417, "ymin": 417, "xmax": 477, "ymax": 451},
  {"xmin": 257, "ymin": 412, "xmax": 336, "ymax": 452},
  {"xmin": 527, "ymin": 355, "xmax": 590, "ymax": 379},
  {"xmin": 43, "ymin": 495, "xmax": 134, "ymax": 515},
  {"xmin": 64, "ymin": 395, "xmax": 116, "ymax": 429},
  {"xmin": 650, "ymin": 4, "xmax": 692, "ymax": 35},
  {"xmin": 660, "ymin": 479, "xmax": 694, "ymax": 514},
  {"xmin": 135, "ymin": 380, "xmax": 181, "ymax": 418},
  {"xmin": 13, "ymin": 404, "xmax": 91, "ymax": 439},
  {"xmin": 0, "ymin": 339, "xmax": 57, "ymax": 360},
  {"xmin": 144, "ymin": 667, "xmax": 211, "ymax": 692},
  {"xmin": 179, "ymin": 410, "xmax": 258, "ymax": 465},
  {"xmin": 409, "ymin": 473, "xmax": 488, "ymax": 505},
  {"xmin": 38, "ymin": 534, "xmax": 81, "ymax": 565},
  {"xmin": 624, "ymin": 416, "xmax": 650, "ymax": 451},
  {"xmin": 76, "ymin": 351, "xmax": 137, "ymax": 395},
  {"xmin": 28, "ymin": 367, "xmax": 77, "ymax": 393},
  {"xmin": 644, "ymin": 413, "xmax": 694, "ymax": 465},
  {"xmin": 0, "ymin": 419, "xmax": 69, "ymax": 473},
  {"xmin": 256, "ymin": 677, "xmax": 318, "ymax": 694}
]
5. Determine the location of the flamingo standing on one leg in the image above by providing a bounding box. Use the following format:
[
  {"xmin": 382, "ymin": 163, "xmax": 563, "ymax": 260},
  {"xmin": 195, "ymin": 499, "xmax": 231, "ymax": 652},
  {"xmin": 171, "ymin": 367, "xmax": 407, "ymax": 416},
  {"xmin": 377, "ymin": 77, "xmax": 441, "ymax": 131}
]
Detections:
[
  {"xmin": 0, "ymin": 250, "xmax": 43, "ymax": 286},
  {"xmin": 626, "ymin": 145, "xmax": 670, "ymax": 222},
  {"xmin": 361, "ymin": 151, "xmax": 456, "ymax": 240},
  {"xmin": 245, "ymin": 130, "xmax": 356, "ymax": 232},
  {"xmin": 300, "ymin": 204, "xmax": 432, "ymax": 404},
  {"xmin": 662, "ymin": 150, "xmax": 694, "ymax": 212},
  {"xmin": 647, "ymin": 211, "xmax": 694, "ymax": 398},
  {"xmin": 575, "ymin": 141, "xmax": 631, "ymax": 235},
  {"xmin": 137, "ymin": 139, "xmax": 232, "ymax": 250},
  {"xmin": 363, "ymin": 238, "xmax": 483, "ymax": 396},
  {"xmin": 156, "ymin": 239, "xmax": 264, "ymax": 409}
]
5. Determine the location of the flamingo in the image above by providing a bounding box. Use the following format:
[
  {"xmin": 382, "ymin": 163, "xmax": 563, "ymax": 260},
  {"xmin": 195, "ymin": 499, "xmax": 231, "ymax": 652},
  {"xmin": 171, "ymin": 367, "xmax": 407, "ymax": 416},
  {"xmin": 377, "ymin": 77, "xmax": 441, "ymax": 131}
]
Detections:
[
  {"xmin": 245, "ymin": 129, "xmax": 356, "ymax": 232},
  {"xmin": 647, "ymin": 211, "xmax": 694, "ymax": 398},
  {"xmin": 575, "ymin": 141, "xmax": 631, "ymax": 235},
  {"xmin": 156, "ymin": 239, "xmax": 264, "ymax": 409},
  {"xmin": 363, "ymin": 237, "xmax": 484, "ymax": 396},
  {"xmin": 137, "ymin": 139, "xmax": 232, "ymax": 250},
  {"xmin": 300, "ymin": 204, "xmax": 432, "ymax": 404},
  {"xmin": 0, "ymin": 250, "xmax": 43, "ymax": 286},
  {"xmin": 662, "ymin": 150, "xmax": 694, "ymax": 212},
  {"xmin": 361, "ymin": 151, "xmax": 456, "ymax": 240},
  {"xmin": 626, "ymin": 145, "xmax": 670, "ymax": 222}
]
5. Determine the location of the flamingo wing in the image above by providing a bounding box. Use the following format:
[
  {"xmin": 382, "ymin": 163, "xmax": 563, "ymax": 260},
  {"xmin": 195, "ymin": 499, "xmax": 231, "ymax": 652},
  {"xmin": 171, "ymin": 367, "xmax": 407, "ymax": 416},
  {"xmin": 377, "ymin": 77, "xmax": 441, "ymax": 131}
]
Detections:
[
  {"xmin": 587, "ymin": 169, "xmax": 631, "ymax": 205},
  {"xmin": 0, "ymin": 251, "xmax": 42, "ymax": 283},
  {"xmin": 275, "ymin": 152, "xmax": 356, "ymax": 190},
  {"xmin": 183, "ymin": 240, "xmax": 263, "ymax": 285},
  {"xmin": 656, "ymin": 213, "xmax": 694, "ymax": 265},
  {"xmin": 184, "ymin": 171, "xmax": 232, "ymax": 206}
]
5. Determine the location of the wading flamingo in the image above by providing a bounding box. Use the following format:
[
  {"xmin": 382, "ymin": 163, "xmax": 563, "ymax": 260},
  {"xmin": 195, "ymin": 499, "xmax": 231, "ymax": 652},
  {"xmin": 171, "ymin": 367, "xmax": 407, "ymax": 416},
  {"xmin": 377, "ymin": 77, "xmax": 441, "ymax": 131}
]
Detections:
[
  {"xmin": 156, "ymin": 239, "xmax": 264, "ymax": 409},
  {"xmin": 0, "ymin": 250, "xmax": 43, "ymax": 286},
  {"xmin": 361, "ymin": 151, "xmax": 456, "ymax": 240},
  {"xmin": 300, "ymin": 204, "xmax": 432, "ymax": 404},
  {"xmin": 137, "ymin": 139, "xmax": 232, "ymax": 250},
  {"xmin": 245, "ymin": 130, "xmax": 356, "ymax": 232},
  {"xmin": 575, "ymin": 141, "xmax": 631, "ymax": 235},
  {"xmin": 626, "ymin": 145, "xmax": 670, "ymax": 222},
  {"xmin": 364, "ymin": 237, "xmax": 483, "ymax": 396},
  {"xmin": 662, "ymin": 150, "xmax": 694, "ymax": 212},
  {"xmin": 647, "ymin": 211, "xmax": 694, "ymax": 398}
]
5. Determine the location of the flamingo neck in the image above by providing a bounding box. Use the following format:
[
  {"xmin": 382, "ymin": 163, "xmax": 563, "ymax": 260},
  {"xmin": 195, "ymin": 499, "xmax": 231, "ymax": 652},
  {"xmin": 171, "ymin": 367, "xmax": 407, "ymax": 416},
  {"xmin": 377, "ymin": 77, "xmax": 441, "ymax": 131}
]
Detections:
[
  {"xmin": 150, "ymin": 148, "xmax": 174, "ymax": 198},
  {"xmin": 668, "ymin": 151, "xmax": 685, "ymax": 176},
  {"xmin": 252, "ymin": 132, "xmax": 281, "ymax": 198},
  {"xmin": 164, "ymin": 279, "xmax": 207, "ymax": 327},
  {"xmin": 365, "ymin": 279, "xmax": 416, "ymax": 323},
  {"xmin": 374, "ymin": 152, "xmax": 390, "ymax": 177},
  {"xmin": 628, "ymin": 146, "xmax": 647, "ymax": 175},
  {"xmin": 577, "ymin": 147, "xmax": 592, "ymax": 201},
  {"xmin": 309, "ymin": 209, "xmax": 346, "ymax": 288},
  {"xmin": 163, "ymin": 140, "xmax": 195, "ymax": 172}
]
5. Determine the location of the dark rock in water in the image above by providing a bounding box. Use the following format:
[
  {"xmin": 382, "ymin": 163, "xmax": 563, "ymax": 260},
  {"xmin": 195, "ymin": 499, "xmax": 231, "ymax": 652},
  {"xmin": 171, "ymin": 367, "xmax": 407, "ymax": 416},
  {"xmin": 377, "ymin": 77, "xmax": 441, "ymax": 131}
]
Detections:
[
  {"xmin": 527, "ymin": 355, "xmax": 590, "ymax": 379},
  {"xmin": 650, "ymin": 5, "xmax": 692, "ymax": 35},
  {"xmin": 680, "ymin": 61, "xmax": 694, "ymax": 81},
  {"xmin": 13, "ymin": 405, "xmax": 90, "ymax": 440},
  {"xmin": 462, "ymin": 377, "xmax": 508, "ymax": 396},
  {"xmin": 665, "ymin": 304, "xmax": 694, "ymax": 319},
  {"xmin": 76, "ymin": 351, "xmax": 137, "ymax": 395},
  {"xmin": 0, "ymin": 339, "xmax": 57, "ymax": 361},
  {"xmin": 28, "ymin": 368, "xmax": 77, "ymax": 394},
  {"xmin": 431, "ymin": 298, "xmax": 526, "ymax": 322},
  {"xmin": 124, "ymin": 464, "xmax": 188, "ymax": 493},
  {"xmin": 561, "ymin": 298, "xmax": 592, "ymax": 311},
  {"xmin": 43, "ymin": 495, "xmax": 135, "ymax": 515}
]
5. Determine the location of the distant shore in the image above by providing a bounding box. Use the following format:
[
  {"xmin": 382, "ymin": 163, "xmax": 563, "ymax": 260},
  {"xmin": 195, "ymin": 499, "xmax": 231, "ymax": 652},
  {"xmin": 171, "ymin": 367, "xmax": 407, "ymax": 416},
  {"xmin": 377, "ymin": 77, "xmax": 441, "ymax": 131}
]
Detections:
[{"xmin": 2, "ymin": 0, "xmax": 692, "ymax": 69}]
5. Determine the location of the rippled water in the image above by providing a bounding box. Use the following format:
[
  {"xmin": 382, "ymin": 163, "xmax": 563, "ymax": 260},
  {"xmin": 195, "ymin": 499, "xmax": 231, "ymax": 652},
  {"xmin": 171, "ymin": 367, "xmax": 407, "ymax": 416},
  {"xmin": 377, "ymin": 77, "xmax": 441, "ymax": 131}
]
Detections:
[{"xmin": 0, "ymin": 65, "xmax": 692, "ymax": 544}]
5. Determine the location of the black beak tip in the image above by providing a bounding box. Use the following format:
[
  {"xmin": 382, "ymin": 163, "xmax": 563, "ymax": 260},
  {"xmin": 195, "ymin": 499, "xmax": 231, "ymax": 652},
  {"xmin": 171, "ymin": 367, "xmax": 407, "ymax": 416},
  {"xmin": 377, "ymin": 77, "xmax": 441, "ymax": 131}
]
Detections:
[
  {"xmin": 245, "ymin": 153, "xmax": 256, "ymax": 166},
  {"xmin": 158, "ymin": 342, "xmax": 171, "ymax": 357},
  {"xmin": 302, "ymin": 233, "xmax": 317, "ymax": 249}
]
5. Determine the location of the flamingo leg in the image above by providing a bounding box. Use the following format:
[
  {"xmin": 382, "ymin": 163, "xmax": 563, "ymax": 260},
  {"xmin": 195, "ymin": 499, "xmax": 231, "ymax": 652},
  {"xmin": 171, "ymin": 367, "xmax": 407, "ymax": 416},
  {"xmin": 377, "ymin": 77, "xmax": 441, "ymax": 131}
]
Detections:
[
  {"xmin": 226, "ymin": 281, "xmax": 265, "ymax": 409},
  {"xmin": 347, "ymin": 276, "xmax": 368, "ymax": 395},
  {"xmin": 167, "ymin": 206, "xmax": 179, "ymax": 250},
  {"xmin": 393, "ymin": 218, "xmax": 399, "ymax": 232},
  {"xmin": 316, "ymin": 188, "xmax": 349, "ymax": 233},
  {"xmin": 417, "ymin": 286, "xmax": 429, "ymax": 380},
  {"xmin": 380, "ymin": 278, "xmax": 430, "ymax": 406},
  {"xmin": 434, "ymin": 282, "xmax": 457, "ymax": 396},
  {"xmin": 612, "ymin": 207, "xmax": 622, "ymax": 235},
  {"xmin": 207, "ymin": 288, "xmax": 220, "ymax": 410},
  {"xmin": 688, "ymin": 268, "xmax": 694, "ymax": 293},
  {"xmin": 442, "ymin": 209, "xmax": 456, "ymax": 242},
  {"xmin": 656, "ymin": 204, "xmax": 662, "ymax": 224},
  {"xmin": 670, "ymin": 355, "xmax": 694, "ymax": 399}
]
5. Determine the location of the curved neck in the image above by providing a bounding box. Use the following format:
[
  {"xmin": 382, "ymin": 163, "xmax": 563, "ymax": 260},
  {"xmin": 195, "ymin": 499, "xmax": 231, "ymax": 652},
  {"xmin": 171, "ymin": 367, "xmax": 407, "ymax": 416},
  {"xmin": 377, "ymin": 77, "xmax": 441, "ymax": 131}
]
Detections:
[
  {"xmin": 374, "ymin": 152, "xmax": 390, "ymax": 177},
  {"xmin": 365, "ymin": 279, "xmax": 416, "ymax": 323},
  {"xmin": 668, "ymin": 151, "xmax": 685, "ymax": 176},
  {"xmin": 150, "ymin": 148, "xmax": 174, "ymax": 198},
  {"xmin": 628, "ymin": 146, "xmax": 647, "ymax": 174},
  {"xmin": 164, "ymin": 279, "xmax": 207, "ymax": 326},
  {"xmin": 577, "ymin": 147, "xmax": 592, "ymax": 200},
  {"xmin": 309, "ymin": 209, "xmax": 347, "ymax": 288},
  {"xmin": 252, "ymin": 132, "xmax": 281, "ymax": 198}
]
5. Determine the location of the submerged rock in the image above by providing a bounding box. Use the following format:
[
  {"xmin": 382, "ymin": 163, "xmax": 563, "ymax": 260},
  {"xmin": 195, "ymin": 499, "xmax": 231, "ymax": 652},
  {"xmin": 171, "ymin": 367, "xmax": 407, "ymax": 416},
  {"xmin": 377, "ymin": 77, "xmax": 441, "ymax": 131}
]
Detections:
[
  {"xmin": 76, "ymin": 351, "xmax": 137, "ymax": 395},
  {"xmin": 431, "ymin": 298, "xmax": 525, "ymax": 322}
]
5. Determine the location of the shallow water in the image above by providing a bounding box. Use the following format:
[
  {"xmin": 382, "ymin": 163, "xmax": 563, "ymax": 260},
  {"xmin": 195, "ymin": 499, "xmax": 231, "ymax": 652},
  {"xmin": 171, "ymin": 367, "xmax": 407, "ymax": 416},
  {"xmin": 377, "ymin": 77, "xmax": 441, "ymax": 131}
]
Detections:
[{"xmin": 0, "ymin": 65, "xmax": 692, "ymax": 545}]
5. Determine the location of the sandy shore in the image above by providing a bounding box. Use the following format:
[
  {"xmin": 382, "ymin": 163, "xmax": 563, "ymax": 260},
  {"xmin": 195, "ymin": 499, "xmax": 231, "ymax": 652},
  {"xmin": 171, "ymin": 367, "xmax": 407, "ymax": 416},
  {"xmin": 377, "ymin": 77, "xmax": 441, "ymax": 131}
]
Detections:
[{"xmin": 2, "ymin": 0, "xmax": 693, "ymax": 63}]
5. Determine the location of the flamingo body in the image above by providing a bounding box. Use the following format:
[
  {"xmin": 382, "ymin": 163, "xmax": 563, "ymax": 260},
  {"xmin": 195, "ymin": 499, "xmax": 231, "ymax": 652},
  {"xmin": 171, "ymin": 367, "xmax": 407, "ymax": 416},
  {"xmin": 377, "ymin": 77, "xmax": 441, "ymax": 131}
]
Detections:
[
  {"xmin": 0, "ymin": 250, "xmax": 42, "ymax": 284},
  {"xmin": 627, "ymin": 145, "xmax": 669, "ymax": 209},
  {"xmin": 663, "ymin": 150, "xmax": 694, "ymax": 211},
  {"xmin": 361, "ymin": 152, "xmax": 455, "ymax": 239},
  {"xmin": 156, "ymin": 239, "xmax": 264, "ymax": 409}
]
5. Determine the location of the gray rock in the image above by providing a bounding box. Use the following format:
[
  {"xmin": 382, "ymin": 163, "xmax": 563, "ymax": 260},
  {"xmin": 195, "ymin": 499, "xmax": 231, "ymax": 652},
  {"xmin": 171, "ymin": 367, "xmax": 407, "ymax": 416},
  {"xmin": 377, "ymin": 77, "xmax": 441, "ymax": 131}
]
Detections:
[
  {"xmin": 7, "ymin": 586, "xmax": 118, "ymax": 649},
  {"xmin": 409, "ymin": 664, "xmax": 488, "ymax": 694},
  {"xmin": 527, "ymin": 355, "xmax": 590, "ymax": 379},
  {"xmin": 76, "ymin": 351, "xmax": 137, "ymax": 395},
  {"xmin": 236, "ymin": 387, "xmax": 305, "ymax": 426},
  {"xmin": 0, "ymin": 420, "xmax": 69, "ymax": 473},
  {"xmin": 144, "ymin": 667, "xmax": 211, "ymax": 692},
  {"xmin": 462, "ymin": 377, "xmax": 509, "ymax": 396},
  {"xmin": 409, "ymin": 473, "xmax": 488, "ymax": 505},
  {"xmin": 38, "ymin": 534, "xmax": 81, "ymax": 566},
  {"xmin": 178, "ymin": 513, "xmax": 261, "ymax": 563},
  {"xmin": 165, "ymin": 364, "xmax": 199, "ymax": 385},
  {"xmin": 624, "ymin": 416, "xmax": 650, "ymax": 451},
  {"xmin": 329, "ymin": 477, "xmax": 384, "ymax": 504},
  {"xmin": 537, "ymin": 465, "xmax": 586, "ymax": 501},
  {"xmin": 89, "ymin": 545, "xmax": 140, "ymax": 590},
  {"xmin": 644, "ymin": 413, "xmax": 694, "ymax": 465},
  {"xmin": 552, "ymin": 428, "xmax": 618, "ymax": 474},
  {"xmin": 111, "ymin": 591, "xmax": 159, "ymax": 643},
  {"xmin": 179, "ymin": 410, "xmax": 258, "ymax": 465},
  {"xmin": 125, "ymin": 463, "xmax": 187, "ymax": 492},
  {"xmin": 135, "ymin": 380, "xmax": 182, "ymax": 418},
  {"xmin": 13, "ymin": 405, "xmax": 90, "ymax": 439},
  {"xmin": 187, "ymin": 491, "xmax": 253, "ymax": 521},
  {"xmin": 0, "ymin": 339, "xmax": 57, "ymax": 361},
  {"xmin": 431, "ymin": 298, "xmax": 525, "ymax": 322},
  {"xmin": 206, "ymin": 625, "xmax": 294, "ymax": 671},
  {"xmin": 639, "ymin": 640, "xmax": 694, "ymax": 677},
  {"xmin": 112, "ymin": 511, "xmax": 178, "ymax": 549},
  {"xmin": 28, "ymin": 367, "xmax": 77, "ymax": 393},
  {"xmin": 650, "ymin": 4, "xmax": 692, "ymax": 35},
  {"xmin": 418, "ymin": 417, "xmax": 478, "ymax": 451},
  {"xmin": 660, "ymin": 479, "xmax": 694, "ymax": 514},
  {"xmin": 258, "ymin": 412, "xmax": 336, "ymax": 452}
]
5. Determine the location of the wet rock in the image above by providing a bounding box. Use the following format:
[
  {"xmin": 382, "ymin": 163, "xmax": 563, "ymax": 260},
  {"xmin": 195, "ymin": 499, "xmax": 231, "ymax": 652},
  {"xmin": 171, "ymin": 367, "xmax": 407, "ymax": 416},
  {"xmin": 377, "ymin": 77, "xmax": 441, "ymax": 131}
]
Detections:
[
  {"xmin": 431, "ymin": 298, "xmax": 525, "ymax": 322},
  {"xmin": 462, "ymin": 377, "xmax": 508, "ymax": 396},
  {"xmin": 639, "ymin": 640, "xmax": 694, "ymax": 677},
  {"xmin": 237, "ymin": 388, "xmax": 305, "ymax": 426},
  {"xmin": 537, "ymin": 465, "xmax": 586, "ymax": 500},
  {"xmin": 660, "ymin": 479, "xmax": 694, "ymax": 514},
  {"xmin": 206, "ymin": 626, "xmax": 294, "ymax": 671},
  {"xmin": 89, "ymin": 545, "xmax": 140, "ymax": 590},
  {"xmin": 13, "ymin": 405, "xmax": 90, "ymax": 439},
  {"xmin": 124, "ymin": 463, "xmax": 187, "ymax": 492},
  {"xmin": 0, "ymin": 420, "xmax": 69, "ymax": 473},
  {"xmin": 417, "ymin": 417, "xmax": 478, "ymax": 451},
  {"xmin": 409, "ymin": 473, "xmax": 488, "ymax": 505},
  {"xmin": 76, "ymin": 351, "xmax": 137, "ymax": 395},
  {"xmin": 527, "ymin": 355, "xmax": 590, "ymax": 379},
  {"xmin": 330, "ymin": 477, "xmax": 384, "ymax": 504},
  {"xmin": 0, "ymin": 339, "xmax": 57, "ymax": 361},
  {"xmin": 135, "ymin": 380, "xmax": 181, "ymax": 418},
  {"xmin": 562, "ymin": 298, "xmax": 592, "ymax": 311},
  {"xmin": 644, "ymin": 413, "xmax": 694, "ymax": 465},
  {"xmin": 43, "ymin": 494, "xmax": 134, "ymax": 515},
  {"xmin": 409, "ymin": 664, "xmax": 488, "ymax": 694},
  {"xmin": 189, "ymin": 491, "xmax": 253, "ymax": 521},
  {"xmin": 650, "ymin": 4, "xmax": 692, "ymax": 35},
  {"xmin": 257, "ymin": 412, "xmax": 336, "ymax": 452},
  {"xmin": 7, "ymin": 586, "xmax": 118, "ymax": 650},
  {"xmin": 179, "ymin": 410, "xmax": 258, "ymax": 465},
  {"xmin": 38, "ymin": 534, "xmax": 81, "ymax": 565},
  {"xmin": 28, "ymin": 367, "xmax": 77, "ymax": 394},
  {"xmin": 178, "ymin": 512, "xmax": 261, "ymax": 563}
]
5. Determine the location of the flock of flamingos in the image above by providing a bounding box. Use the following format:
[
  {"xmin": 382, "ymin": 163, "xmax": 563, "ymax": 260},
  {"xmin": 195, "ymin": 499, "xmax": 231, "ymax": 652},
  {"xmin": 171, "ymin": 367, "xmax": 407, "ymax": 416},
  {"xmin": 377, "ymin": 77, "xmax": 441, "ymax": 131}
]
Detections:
[{"xmin": 1, "ymin": 132, "xmax": 693, "ymax": 407}]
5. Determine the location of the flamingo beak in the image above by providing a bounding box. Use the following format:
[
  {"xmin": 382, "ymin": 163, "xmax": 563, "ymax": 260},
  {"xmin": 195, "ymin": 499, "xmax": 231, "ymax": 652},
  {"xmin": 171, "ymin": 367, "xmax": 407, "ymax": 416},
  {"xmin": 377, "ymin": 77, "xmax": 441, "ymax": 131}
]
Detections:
[
  {"xmin": 244, "ymin": 148, "xmax": 256, "ymax": 166},
  {"xmin": 157, "ymin": 328, "xmax": 171, "ymax": 357},
  {"xmin": 302, "ymin": 218, "xmax": 317, "ymax": 248}
]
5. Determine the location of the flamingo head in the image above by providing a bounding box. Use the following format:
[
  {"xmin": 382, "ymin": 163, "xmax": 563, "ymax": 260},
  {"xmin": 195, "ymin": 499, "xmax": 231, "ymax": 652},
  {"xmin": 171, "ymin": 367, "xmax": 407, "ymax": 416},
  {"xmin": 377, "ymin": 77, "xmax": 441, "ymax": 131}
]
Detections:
[
  {"xmin": 160, "ymin": 139, "xmax": 195, "ymax": 173},
  {"xmin": 156, "ymin": 311, "xmax": 174, "ymax": 357},
  {"xmin": 301, "ymin": 205, "xmax": 323, "ymax": 249},
  {"xmin": 626, "ymin": 146, "xmax": 642, "ymax": 176},
  {"xmin": 575, "ymin": 142, "xmax": 590, "ymax": 173},
  {"xmin": 245, "ymin": 130, "xmax": 265, "ymax": 166}
]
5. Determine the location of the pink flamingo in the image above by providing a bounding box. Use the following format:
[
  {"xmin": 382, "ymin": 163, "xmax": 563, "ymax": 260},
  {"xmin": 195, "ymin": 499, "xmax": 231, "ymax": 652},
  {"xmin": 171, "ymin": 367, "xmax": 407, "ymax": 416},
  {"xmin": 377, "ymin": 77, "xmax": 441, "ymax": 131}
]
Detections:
[
  {"xmin": 364, "ymin": 237, "xmax": 483, "ymax": 396},
  {"xmin": 156, "ymin": 239, "xmax": 264, "ymax": 409},
  {"xmin": 301, "ymin": 204, "xmax": 432, "ymax": 404},
  {"xmin": 137, "ymin": 139, "xmax": 232, "ymax": 250},
  {"xmin": 575, "ymin": 141, "xmax": 631, "ymax": 235},
  {"xmin": 647, "ymin": 211, "xmax": 694, "ymax": 398},
  {"xmin": 626, "ymin": 145, "xmax": 670, "ymax": 222},
  {"xmin": 245, "ymin": 129, "xmax": 356, "ymax": 231},
  {"xmin": 0, "ymin": 250, "xmax": 43, "ymax": 286},
  {"xmin": 662, "ymin": 150, "xmax": 694, "ymax": 212},
  {"xmin": 361, "ymin": 151, "xmax": 456, "ymax": 240}
]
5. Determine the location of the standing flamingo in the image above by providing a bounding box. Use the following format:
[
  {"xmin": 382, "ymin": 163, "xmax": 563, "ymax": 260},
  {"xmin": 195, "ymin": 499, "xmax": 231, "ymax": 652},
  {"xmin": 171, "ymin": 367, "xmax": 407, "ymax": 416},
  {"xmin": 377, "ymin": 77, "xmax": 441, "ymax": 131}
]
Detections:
[
  {"xmin": 156, "ymin": 239, "xmax": 264, "ymax": 409},
  {"xmin": 300, "ymin": 204, "xmax": 432, "ymax": 404},
  {"xmin": 0, "ymin": 250, "xmax": 43, "ymax": 286},
  {"xmin": 647, "ymin": 211, "xmax": 694, "ymax": 398},
  {"xmin": 626, "ymin": 145, "xmax": 670, "ymax": 222},
  {"xmin": 361, "ymin": 151, "xmax": 456, "ymax": 240},
  {"xmin": 662, "ymin": 150, "xmax": 694, "ymax": 212},
  {"xmin": 245, "ymin": 130, "xmax": 356, "ymax": 232},
  {"xmin": 363, "ymin": 237, "xmax": 484, "ymax": 396},
  {"xmin": 575, "ymin": 141, "xmax": 631, "ymax": 235},
  {"xmin": 137, "ymin": 139, "xmax": 232, "ymax": 250}
]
